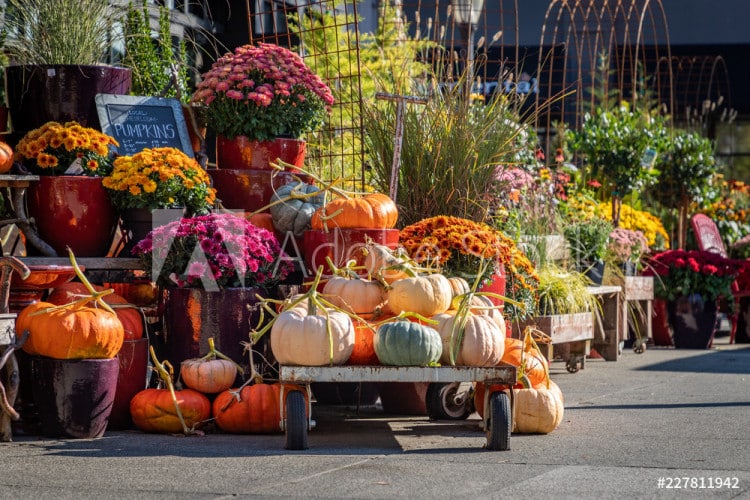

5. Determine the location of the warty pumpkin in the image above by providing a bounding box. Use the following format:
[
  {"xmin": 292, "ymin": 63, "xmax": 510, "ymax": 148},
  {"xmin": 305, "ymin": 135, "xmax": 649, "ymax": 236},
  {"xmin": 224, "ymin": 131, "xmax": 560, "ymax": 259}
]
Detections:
[
  {"xmin": 270, "ymin": 181, "xmax": 325, "ymax": 237},
  {"xmin": 433, "ymin": 311, "xmax": 505, "ymax": 366},
  {"xmin": 322, "ymin": 276, "xmax": 386, "ymax": 319},
  {"xmin": 310, "ymin": 192, "xmax": 398, "ymax": 230},
  {"xmin": 212, "ymin": 383, "xmax": 309, "ymax": 433},
  {"xmin": 386, "ymin": 273, "xmax": 452, "ymax": 317},
  {"xmin": 130, "ymin": 387, "xmax": 211, "ymax": 433},
  {"xmin": 47, "ymin": 282, "xmax": 144, "ymax": 341},
  {"xmin": 373, "ymin": 319, "xmax": 442, "ymax": 366}
]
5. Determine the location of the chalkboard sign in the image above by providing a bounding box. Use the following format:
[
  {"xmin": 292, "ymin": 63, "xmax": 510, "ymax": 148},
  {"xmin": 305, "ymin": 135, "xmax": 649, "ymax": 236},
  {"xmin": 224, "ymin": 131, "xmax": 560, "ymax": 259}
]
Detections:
[{"xmin": 95, "ymin": 94, "xmax": 194, "ymax": 158}]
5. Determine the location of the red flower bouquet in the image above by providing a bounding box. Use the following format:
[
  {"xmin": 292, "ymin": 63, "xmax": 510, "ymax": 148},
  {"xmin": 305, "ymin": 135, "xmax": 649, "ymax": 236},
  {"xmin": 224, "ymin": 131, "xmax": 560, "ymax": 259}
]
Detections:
[{"xmin": 643, "ymin": 249, "xmax": 747, "ymax": 302}]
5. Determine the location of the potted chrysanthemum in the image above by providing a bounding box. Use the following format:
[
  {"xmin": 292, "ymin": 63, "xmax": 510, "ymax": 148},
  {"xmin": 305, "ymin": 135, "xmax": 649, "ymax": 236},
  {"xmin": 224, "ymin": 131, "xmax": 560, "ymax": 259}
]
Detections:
[
  {"xmin": 132, "ymin": 212, "xmax": 293, "ymax": 372},
  {"xmin": 192, "ymin": 42, "xmax": 334, "ymax": 168},
  {"xmin": 14, "ymin": 121, "xmax": 120, "ymax": 256},
  {"xmin": 102, "ymin": 146, "xmax": 218, "ymax": 255}
]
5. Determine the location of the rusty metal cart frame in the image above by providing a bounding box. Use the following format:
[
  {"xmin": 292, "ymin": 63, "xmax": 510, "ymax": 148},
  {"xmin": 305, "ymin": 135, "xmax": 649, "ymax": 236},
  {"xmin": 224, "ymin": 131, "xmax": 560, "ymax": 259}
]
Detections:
[{"xmin": 278, "ymin": 364, "xmax": 517, "ymax": 451}]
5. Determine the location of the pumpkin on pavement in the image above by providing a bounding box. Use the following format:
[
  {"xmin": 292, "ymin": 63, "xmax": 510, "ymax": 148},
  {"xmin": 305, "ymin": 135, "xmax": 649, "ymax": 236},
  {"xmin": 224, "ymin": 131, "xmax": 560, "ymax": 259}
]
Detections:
[
  {"xmin": 213, "ymin": 383, "xmax": 309, "ymax": 433},
  {"xmin": 180, "ymin": 338, "xmax": 243, "ymax": 394}
]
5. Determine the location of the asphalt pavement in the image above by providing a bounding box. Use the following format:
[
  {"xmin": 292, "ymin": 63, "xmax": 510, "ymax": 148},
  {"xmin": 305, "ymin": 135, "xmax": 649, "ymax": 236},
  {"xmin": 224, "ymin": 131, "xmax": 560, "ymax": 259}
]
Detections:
[{"xmin": 1, "ymin": 334, "xmax": 749, "ymax": 499}]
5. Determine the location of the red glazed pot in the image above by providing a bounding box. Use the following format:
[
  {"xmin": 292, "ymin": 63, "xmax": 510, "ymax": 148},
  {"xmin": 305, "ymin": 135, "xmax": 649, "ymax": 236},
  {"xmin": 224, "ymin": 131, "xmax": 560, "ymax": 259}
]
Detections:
[
  {"xmin": 26, "ymin": 176, "xmax": 118, "ymax": 257},
  {"xmin": 303, "ymin": 228, "xmax": 400, "ymax": 281},
  {"xmin": 651, "ymin": 298, "xmax": 673, "ymax": 346},
  {"xmin": 209, "ymin": 169, "xmax": 311, "ymax": 213},
  {"xmin": 216, "ymin": 135, "xmax": 306, "ymax": 171},
  {"xmin": 109, "ymin": 338, "xmax": 149, "ymax": 430}
]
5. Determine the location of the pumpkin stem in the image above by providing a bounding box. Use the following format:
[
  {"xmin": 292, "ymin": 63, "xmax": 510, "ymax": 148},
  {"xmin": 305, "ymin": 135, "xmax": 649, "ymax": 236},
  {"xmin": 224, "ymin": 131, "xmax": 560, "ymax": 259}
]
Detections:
[
  {"xmin": 246, "ymin": 178, "xmax": 338, "ymax": 216},
  {"xmin": 200, "ymin": 337, "xmax": 244, "ymax": 376},
  {"xmin": 149, "ymin": 345, "xmax": 195, "ymax": 436},
  {"xmin": 66, "ymin": 247, "xmax": 117, "ymax": 315},
  {"xmin": 272, "ymin": 158, "xmax": 358, "ymax": 199},
  {"xmin": 29, "ymin": 289, "xmax": 117, "ymax": 316}
]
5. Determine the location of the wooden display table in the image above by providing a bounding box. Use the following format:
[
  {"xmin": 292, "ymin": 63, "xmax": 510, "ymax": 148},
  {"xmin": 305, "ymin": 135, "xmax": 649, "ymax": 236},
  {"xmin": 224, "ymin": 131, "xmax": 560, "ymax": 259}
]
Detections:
[
  {"xmin": 512, "ymin": 312, "xmax": 595, "ymax": 373},
  {"xmin": 587, "ymin": 285, "xmax": 623, "ymax": 361},
  {"xmin": 18, "ymin": 257, "xmax": 144, "ymax": 284},
  {"xmin": 622, "ymin": 276, "xmax": 654, "ymax": 352}
]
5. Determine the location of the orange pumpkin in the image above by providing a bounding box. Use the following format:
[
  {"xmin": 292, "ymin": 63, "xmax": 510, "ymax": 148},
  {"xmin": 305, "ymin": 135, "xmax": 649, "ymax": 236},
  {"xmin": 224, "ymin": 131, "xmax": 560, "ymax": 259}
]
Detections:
[
  {"xmin": 130, "ymin": 388, "xmax": 211, "ymax": 433},
  {"xmin": 16, "ymin": 300, "xmax": 124, "ymax": 359},
  {"xmin": 346, "ymin": 319, "xmax": 380, "ymax": 366},
  {"xmin": 47, "ymin": 283, "xmax": 144, "ymax": 341},
  {"xmin": 213, "ymin": 383, "xmax": 309, "ymax": 433},
  {"xmin": 500, "ymin": 338, "xmax": 548, "ymax": 387},
  {"xmin": 247, "ymin": 212, "xmax": 276, "ymax": 232},
  {"xmin": 310, "ymin": 193, "xmax": 398, "ymax": 230},
  {"xmin": 0, "ymin": 142, "xmax": 13, "ymax": 174}
]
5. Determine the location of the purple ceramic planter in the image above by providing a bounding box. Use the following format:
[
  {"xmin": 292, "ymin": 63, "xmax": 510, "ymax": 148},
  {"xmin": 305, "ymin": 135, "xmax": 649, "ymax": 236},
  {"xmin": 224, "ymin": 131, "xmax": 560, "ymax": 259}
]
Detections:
[{"xmin": 31, "ymin": 356, "xmax": 119, "ymax": 439}]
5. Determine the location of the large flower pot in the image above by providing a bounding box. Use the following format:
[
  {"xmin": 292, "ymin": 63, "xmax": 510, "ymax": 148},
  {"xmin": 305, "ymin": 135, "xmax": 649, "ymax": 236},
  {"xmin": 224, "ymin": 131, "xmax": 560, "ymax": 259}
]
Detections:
[
  {"xmin": 5, "ymin": 65, "xmax": 132, "ymax": 137},
  {"xmin": 216, "ymin": 135, "xmax": 306, "ymax": 171},
  {"xmin": 209, "ymin": 169, "xmax": 311, "ymax": 213},
  {"xmin": 162, "ymin": 287, "xmax": 267, "ymax": 376},
  {"xmin": 30, "ymin": 356, "xmax": 119, "ymax": 438},
  {"xmin": 26, "ymin": 176, "xmax": 119, "ymax": 257},
  {"xmin": 108, "ymin": 338, "xmax": 149, "ymax": 430},
  {"xmin": 651, "ymin": 298, "xmax": 673, "ymax": 346},
  {"xmin": 303, "ymin": 228, "xmax": 400, "ymax": 284},
  {"xmin": 666, "ymin": 294, "xmax": 718, "ymax": 349},
  {"xmin": 117, "ymin": 207, "xmax": 185, "ymax": 257}
]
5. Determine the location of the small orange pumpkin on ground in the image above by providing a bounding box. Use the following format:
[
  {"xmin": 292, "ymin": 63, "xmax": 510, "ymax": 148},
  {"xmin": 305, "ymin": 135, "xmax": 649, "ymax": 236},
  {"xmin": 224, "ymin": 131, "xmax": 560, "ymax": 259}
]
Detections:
[
  {"xmin": 212, "ymin": 383, "xmax": 309, "ymax": 433},
  {"xmin": 180, "ymin": 337, "xmax": 242, "ymax": 394}
]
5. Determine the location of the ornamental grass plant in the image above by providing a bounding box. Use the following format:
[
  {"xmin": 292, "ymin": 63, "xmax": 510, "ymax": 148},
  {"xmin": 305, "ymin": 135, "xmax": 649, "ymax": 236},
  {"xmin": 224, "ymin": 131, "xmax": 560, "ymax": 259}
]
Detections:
[
  {"xmin": 191, "ymin": 43, "xmax": 334, "ymax": 141},
  {"xmin": 14, "ymin": 121, "xmax": 118, "ymax": 176},
  {"xmin": 102, "ymin": 147, "xmax": 216, "ymax": 215},
  {"xmin": 133, "ymin": 213, "xmax": 293, "ymax": 291},
  {"xmin": 2, "ymin": 0, "xmax": 118, "ymax": 65}
]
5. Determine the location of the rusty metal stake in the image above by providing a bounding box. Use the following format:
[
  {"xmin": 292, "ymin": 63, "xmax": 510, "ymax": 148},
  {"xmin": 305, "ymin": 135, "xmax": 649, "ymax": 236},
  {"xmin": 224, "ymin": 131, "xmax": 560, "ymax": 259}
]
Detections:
[{"xmin": 374, "ymin": 92, "xmax": 428, "ymax": 203}]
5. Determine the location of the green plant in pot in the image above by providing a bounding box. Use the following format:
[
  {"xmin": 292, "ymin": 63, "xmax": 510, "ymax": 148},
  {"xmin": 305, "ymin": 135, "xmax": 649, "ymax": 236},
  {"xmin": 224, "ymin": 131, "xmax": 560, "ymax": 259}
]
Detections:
[
  {"xmin": 562, "ymin": 216, "xmax": 614, "ymax": 285},
  {"xmin": 2, "ymin": 0, "xmax": 132, "ymax": 134}
]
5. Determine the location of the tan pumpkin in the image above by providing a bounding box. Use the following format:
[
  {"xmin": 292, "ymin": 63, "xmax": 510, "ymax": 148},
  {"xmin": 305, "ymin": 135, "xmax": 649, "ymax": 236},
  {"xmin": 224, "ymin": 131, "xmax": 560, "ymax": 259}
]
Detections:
[
  {"xmin": 512, "ymin": 380, "xmax": 565, "ymax": 434},
  {"xmin": 310, "ymin": 192, "xmax": 398, "ymax": 230},
  {"xmin": 322, "ymin": 276, "xmax": 386, "ymax": 319},
  {"xmin": 355, "ymin": 241, "xmax": 414, "ymax": 284},
  {"xmin": 447, "ymin": 277, "xmax": 471, "ymax": 303},
  {"xmin": 181, "ymin": 358, "xmax": 237, "ymax": 394},
  {"xmin": 433, "ymin": 311, "xmax": 505, "ymax": 366},
  {"xmin": 467, "ymin": 294, "xmax": 506, "ymax": 332},
  {"xmin": 270, "ymin": 305, "xmax": 355, "ymax": 366},
  {"xmin": 386, "ymin": 274, "xmax": 452, "ymax": 317}
]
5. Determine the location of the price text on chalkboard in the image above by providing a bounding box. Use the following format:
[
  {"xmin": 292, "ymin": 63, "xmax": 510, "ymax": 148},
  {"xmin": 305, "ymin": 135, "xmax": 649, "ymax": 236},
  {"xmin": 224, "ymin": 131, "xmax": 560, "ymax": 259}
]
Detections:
[{"xmin": 95, "ymin": 94, "xmax": 194, "ymax": 157}]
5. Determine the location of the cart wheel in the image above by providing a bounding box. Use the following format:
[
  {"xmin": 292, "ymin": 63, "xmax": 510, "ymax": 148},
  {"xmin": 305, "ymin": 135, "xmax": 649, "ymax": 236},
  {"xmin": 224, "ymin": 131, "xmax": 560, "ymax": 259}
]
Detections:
[
  {"xmin": 285, "ymin": 390, "xmax": 308, "ymax": 450},
  {"xmin": 633, "ymin": 341, "xmax": 646, "ymax": 354},
  {"xmin": 566, "ymin": 359, "xmax": 580, "ymax": 373},
  {"xmin": 485, "ymin": 391, "xmax": 511, "ymax": 451},
  {"xmin": 426, "ymin": 382, "xmax": 475, "ymax": 420}
]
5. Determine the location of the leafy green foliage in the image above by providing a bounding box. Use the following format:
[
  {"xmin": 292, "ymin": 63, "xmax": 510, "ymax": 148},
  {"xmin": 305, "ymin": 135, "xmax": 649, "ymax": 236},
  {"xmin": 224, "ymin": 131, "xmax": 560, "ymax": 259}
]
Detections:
[
  {"xmin": 122, "ymin": 1, "xmax": 190, "ymax": 103},
  {"xmin": 562, "ymin": 217, "xmax": 614, "ymax": 264},
  {"xmin": 535, "ymin": 265, "xmax": 599, "ymax": 315},
  {"xmin": 652, "ymin": 129, "xmax": 716, "ymax": 205}
]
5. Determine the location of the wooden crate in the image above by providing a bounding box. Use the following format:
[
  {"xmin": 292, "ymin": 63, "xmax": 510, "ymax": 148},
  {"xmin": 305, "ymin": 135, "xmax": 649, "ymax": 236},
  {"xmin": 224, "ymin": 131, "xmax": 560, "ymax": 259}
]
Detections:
[
  {"xmin": 512, "ymin": 312, "xmax": 594, "ymax": 343},
  {"xmin": 623, "ymin": 276, "xmax": 654, "ymax": 301}
]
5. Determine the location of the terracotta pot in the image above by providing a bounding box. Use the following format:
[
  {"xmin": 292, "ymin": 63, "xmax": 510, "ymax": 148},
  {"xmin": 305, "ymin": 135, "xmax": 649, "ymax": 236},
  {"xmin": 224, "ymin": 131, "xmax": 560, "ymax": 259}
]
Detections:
[
  {"xmin": 31, "ymin": 356, "xmax": 119, "ymax": 438},
  {"xmin": 162, "ymin": 287, "xmax": 267, "ymax": 375},
  {"xmin": 9, "ymin": 264, "xmax": 77, "ymax": 313},
  {"xmin": 26, "ymin": 176, "xmax": 118, "ymax": 257},
  {"xmin": 108, "ymin": 338, "xmax": 149, "ymax": 430},
  {"xmin": 302, "ymin": 228, "xmax": 400, "ymax": 284},
  {"xmin": 216, "ymin": 135, "xmax": 306, "ymax": 171},
  {"xmin": 210, "ymin": 169, "xmax": 310, "ymax": 213},
  {"xmin": 5, "ymin": 65, "xmax": 132, "ymax": 135}
]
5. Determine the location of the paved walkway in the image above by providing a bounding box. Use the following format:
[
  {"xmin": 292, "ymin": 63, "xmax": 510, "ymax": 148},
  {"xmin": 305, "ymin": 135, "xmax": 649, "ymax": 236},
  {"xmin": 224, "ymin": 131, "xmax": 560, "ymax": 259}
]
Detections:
[{"xmin": 1, "ymin": 334, "xmax": 748, "ymax": 499}]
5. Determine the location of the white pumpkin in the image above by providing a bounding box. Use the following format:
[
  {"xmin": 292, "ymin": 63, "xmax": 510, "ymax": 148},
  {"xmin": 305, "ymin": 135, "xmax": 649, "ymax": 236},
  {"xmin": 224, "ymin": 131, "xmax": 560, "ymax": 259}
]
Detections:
[
  {"xmin": 433, "ymin": 311, "xmax": 505, "ymax": 366},
  {"xmin": 322, "ymin": 276, "xmax": 386, "ymax": 318},
  {"xmin": 512, "ymin": 380, "xmax": 565, "ymax": 434},
  {"xmin": 386, "ymin": 274, "xmax": 452, "ymax": 317},
  {"xmin": 270, "ymin": 306, "xmax": 355, "ymax": 366}
]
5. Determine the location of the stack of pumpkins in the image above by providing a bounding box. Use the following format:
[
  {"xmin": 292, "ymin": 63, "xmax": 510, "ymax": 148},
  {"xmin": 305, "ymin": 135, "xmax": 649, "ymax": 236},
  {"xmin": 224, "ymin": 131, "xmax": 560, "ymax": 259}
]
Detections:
[{"xmin": 129, "ymin": 339, "xmax": 308, "ymax": 435}]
